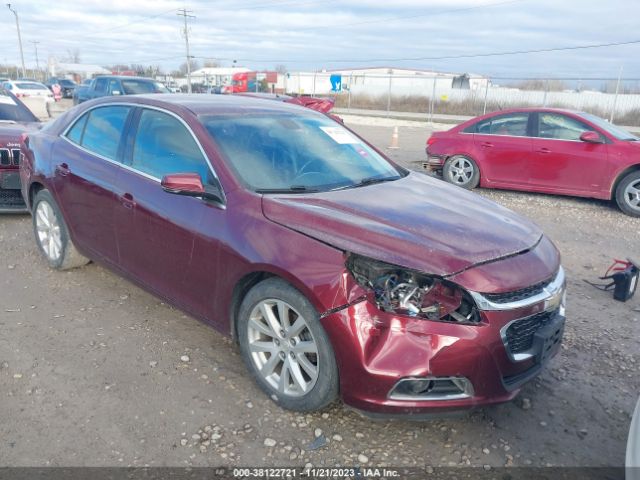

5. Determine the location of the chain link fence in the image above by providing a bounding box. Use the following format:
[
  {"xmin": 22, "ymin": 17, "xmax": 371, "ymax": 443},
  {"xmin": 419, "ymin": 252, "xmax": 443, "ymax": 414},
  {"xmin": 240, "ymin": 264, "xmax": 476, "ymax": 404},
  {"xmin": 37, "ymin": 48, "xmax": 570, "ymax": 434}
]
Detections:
[{"xmin": 283, "ymin": 72, "xmax": 640, "ymax": 127}]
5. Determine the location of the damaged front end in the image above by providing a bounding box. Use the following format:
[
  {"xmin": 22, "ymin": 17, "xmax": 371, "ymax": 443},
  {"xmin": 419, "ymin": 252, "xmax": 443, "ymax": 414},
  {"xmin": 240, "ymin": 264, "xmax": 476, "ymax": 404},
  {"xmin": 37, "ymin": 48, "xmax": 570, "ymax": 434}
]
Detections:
[
  {"xmin": 315, "ymin": 247, "xmax": 565, "ymax": 416},
  {"xmin": 346, "ymin": 253, "xmax": 480, "ymax": 324}
]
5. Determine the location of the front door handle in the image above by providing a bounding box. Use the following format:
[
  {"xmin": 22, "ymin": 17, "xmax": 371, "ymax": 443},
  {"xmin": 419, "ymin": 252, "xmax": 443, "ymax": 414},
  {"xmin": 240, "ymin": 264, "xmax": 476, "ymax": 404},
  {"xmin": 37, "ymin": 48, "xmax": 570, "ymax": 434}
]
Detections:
[
  {"xmin": 55, "ymin": 163, "xmax": 70, "ymax": 176},
  {"xmin": 120, "ymin": 192, "xmax": 136, "ymax": 209},
  {"xmin": 536, "ymin": 148, "xmax": 551, "ymax": 154},
  {"xmin": 481, "ymin": 142, "xmax": 494, "ymax": 148}
]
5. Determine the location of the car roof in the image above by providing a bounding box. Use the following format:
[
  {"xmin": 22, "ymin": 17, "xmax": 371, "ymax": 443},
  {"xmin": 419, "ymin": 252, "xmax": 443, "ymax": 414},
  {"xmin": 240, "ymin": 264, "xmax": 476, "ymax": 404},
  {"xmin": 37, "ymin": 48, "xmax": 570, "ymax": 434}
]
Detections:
[
  {"xmin": 96, "ymin": 75, "xmax": 159, "ymax": 81},
  {"xmin": 93, "ymin": 93, "xmax": 319, "ymax": 116},
  {"xmin": 486, "ymin": 106, "xmax": 584, "ymax": 116}
]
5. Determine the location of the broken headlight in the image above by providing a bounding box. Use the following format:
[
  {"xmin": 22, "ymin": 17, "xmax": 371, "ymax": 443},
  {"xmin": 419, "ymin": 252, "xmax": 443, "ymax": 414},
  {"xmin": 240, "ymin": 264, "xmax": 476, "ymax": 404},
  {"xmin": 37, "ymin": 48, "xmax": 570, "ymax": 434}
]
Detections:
[{"xmin": 346, "ymin": 253, "xmax": 480, "ymax": 324}]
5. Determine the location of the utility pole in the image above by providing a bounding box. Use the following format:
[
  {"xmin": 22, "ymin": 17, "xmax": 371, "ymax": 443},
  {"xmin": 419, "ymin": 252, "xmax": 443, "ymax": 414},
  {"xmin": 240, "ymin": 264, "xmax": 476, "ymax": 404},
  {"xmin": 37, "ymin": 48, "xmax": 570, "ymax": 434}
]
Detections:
[
  {"xmin": 6, "ymin": 4, "xmax": 26, "ymax": 78},
  {"xmin": 30, "ymin": 40, "xmax": 40, "ymax": 80},
  {"xmin": 610, "ymin": 66, "xmax": 623, "ymax": 123},
  {"xmin": 177, "ymin": 8, "xmax": 195, "ymax": 94}
]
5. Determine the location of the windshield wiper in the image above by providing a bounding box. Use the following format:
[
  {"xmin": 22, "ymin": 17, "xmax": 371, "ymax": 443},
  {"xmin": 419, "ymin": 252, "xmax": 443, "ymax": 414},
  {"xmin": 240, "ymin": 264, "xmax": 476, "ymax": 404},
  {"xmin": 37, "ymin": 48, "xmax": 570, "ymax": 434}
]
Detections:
[
  {"xmin": 358, "ymin": 175, "xmax": 400, "ymax": 186},
  {"xmin": 256, "ymin": 185, "xmax": 319, "ymax": 194}
]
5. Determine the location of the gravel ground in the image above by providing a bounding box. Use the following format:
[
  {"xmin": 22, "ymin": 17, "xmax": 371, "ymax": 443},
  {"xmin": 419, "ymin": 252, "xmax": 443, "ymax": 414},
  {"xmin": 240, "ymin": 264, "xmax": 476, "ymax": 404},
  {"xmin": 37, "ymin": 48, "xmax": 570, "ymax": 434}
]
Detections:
[{"xmin": 0, "ymin": 107, "xmax": 638, "ymax": 470}]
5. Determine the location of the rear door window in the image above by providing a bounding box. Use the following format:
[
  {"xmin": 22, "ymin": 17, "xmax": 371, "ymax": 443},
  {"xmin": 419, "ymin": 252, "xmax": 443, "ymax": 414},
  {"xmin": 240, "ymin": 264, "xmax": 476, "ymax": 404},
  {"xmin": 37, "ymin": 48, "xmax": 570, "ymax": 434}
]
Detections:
[
  {"xmin": 469, "ymin": 113, "xmax": 529, "ymax": 136},
  {"xmin": 69, "ymin": 106, "xmax": 131, "ymax": 161}
]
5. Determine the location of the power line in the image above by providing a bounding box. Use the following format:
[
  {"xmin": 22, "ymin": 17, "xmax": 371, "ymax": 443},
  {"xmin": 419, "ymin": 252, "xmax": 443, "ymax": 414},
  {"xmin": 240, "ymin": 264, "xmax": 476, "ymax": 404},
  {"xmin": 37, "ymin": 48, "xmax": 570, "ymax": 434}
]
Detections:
[
  {"xmin": 370, "ymin": 39, "xmax": 640, "ymax": 63},
  {"xmin": 193, "ymin": 38, "xmax": 640, "ymax": 65}
]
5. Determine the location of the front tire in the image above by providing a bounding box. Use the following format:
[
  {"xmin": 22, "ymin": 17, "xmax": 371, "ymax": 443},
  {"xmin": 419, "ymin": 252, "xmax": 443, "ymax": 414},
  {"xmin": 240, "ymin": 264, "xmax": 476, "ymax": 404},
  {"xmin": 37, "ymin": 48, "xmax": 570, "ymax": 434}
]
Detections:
[
  {"xmin": 615, "ymin": 171, "xmax": 640, "ymax": 217},
  {"xmin": 32, "ymin": 189, "xmax": 90, "ymax": 270},
  {"xmin": 237, "ymin": 278, "xmax": 339, "ymax": 412},
  {"xmin": 443, "ymin": 155, "xmax": 480, "ymax": 189}
]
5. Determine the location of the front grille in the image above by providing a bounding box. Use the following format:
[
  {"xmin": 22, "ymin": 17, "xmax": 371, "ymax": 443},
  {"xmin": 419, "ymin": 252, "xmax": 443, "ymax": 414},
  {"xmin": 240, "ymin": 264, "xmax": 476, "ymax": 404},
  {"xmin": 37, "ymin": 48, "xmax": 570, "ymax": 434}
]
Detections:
[
  {"xmin": 484, "ymin": 276, "xmax": 553, "ymax": 304},
  {"xmin": 505, "ymin": 309, "xmax": 557, "ymax": 354},
  {"xmin": 0, "ymin": 148, "xmax": 21, "ymax": 166},
  {"xmin": 0, "ymin": 188, "xmax": 25, "ymax": 206},
  {"xmin": 0, "ymin": 149, "xmax": 9, "ymax": 166}
]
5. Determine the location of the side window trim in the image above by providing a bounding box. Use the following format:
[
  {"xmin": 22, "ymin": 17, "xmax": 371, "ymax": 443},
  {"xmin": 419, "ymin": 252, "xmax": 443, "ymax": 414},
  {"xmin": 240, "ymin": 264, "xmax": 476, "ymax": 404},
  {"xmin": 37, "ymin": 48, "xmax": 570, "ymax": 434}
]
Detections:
[
  {"xmin": 124, "ymin": 106, "xmax": 221, "ymax": 185},
  {"xmin": 534, "ymin": 111, "xmax": 605, "ymax": 143},
  {"xmin": 463, "ymin": 112, "xmax": 531, "ymax": 138},
  {"xmin": 59, "ymin": 102, "xmax": 224, "ymax": 204}
]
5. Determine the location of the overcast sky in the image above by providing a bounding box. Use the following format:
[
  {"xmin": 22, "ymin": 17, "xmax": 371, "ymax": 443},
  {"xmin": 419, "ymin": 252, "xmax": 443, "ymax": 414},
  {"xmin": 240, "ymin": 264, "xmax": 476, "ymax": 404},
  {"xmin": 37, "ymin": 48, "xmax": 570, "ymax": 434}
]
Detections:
[{"xmin": 1, "ymin": 0, "xmax": 639, "ymax": 79}]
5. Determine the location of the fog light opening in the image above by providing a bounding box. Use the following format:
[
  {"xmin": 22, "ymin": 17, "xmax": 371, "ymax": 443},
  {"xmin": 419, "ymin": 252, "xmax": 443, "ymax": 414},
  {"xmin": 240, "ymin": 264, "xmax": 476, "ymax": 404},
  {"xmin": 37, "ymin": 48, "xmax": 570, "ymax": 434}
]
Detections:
[{"xmin": 389, "ymin": 377, "xmax": 473, "ymax": 401}]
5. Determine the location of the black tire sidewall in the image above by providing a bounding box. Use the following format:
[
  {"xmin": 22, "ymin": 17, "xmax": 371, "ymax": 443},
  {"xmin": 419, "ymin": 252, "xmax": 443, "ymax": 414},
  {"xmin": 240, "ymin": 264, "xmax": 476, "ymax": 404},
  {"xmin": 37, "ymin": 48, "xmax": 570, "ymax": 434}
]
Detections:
[
  {"xmin": 443, "ymin": 155, "xmax": 480, "ymax": 189},
  {"xmin": 615, "ymin": 171, "xmax": 640, "ymax": 217},
  {"xmin": 32, "ymin": 189, "xmax": 71, "ymax": 269},
  {"xmin": 237, "ymin": 278, "xmax": 339, "ymax": 412}
]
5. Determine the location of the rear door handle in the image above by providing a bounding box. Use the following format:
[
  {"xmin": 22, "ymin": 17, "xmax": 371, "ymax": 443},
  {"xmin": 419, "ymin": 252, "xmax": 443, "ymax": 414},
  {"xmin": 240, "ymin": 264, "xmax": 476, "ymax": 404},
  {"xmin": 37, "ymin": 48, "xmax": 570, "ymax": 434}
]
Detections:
[
  {"xmin": 536, "ymin": 148, "xmax": 551, "ymax": 154},
  {"xmin": 481, "ymin": 142, "xmax": 494, "ymax": 148},
  {"xmin": 120, "ymin": 192, "xmax": 136, "ymax": 209},
  {"xmin": 55, "ymin": 162, "xmax": 70, "ymax": 176}
]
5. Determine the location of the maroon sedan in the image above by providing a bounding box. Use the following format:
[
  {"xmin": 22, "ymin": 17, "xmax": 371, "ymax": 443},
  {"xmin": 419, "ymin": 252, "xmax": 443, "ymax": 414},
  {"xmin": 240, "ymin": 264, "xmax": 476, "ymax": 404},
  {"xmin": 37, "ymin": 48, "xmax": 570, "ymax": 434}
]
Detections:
[
  {"xmin": 0, "ymin": 87, "xmax": 40, "ymax": 212},
  {"xmin": 425, "ymin": 108, "xmax": 640, "ymax": 216},
  {"xmin": 20, "ymin": 95, "xmax": 565, "ymax": 415}
]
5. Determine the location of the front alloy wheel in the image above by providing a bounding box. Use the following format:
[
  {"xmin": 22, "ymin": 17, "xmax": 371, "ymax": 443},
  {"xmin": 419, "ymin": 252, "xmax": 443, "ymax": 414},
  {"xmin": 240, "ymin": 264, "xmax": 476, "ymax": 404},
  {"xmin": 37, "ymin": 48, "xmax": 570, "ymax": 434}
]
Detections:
[
  {"xmin": 247, "ymin": 299, "xmax": 319, "ymax": 396},
  {"xmin": 615, "ymin": 171, "xmax": 640, "ymax": 217},
  {"xmin": 238, "ymin": 278, "xmax": 338, "ymax": 412}
]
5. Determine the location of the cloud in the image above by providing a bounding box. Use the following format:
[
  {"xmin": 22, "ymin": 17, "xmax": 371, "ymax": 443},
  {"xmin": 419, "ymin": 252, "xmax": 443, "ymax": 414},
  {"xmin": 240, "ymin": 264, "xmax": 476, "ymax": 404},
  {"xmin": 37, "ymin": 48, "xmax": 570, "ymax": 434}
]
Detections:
[{"xmin": 0, "ymin": 0, "xmax": 637, "ymax": 78}]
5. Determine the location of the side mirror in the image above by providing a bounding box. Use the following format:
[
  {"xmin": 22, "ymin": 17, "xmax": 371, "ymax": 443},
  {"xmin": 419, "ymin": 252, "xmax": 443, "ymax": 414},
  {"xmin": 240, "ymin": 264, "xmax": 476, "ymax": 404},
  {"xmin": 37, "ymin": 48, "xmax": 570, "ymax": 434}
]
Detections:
[
  {"xmin": 161, "ymin": 173, "xmax": 223, "ymax": 202},
  {"xmin": 111, "ymin": 90, "xmax": 121, "ymax": 96},
  {"xmin": 580, "ymin": 131, "xmax": 604, "ymax": 144}
]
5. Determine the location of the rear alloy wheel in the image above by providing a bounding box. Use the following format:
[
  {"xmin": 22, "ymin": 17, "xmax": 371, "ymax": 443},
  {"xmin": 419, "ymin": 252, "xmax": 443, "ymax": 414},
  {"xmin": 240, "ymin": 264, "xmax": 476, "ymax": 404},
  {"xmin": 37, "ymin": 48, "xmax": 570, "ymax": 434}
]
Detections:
[
  {"xmin": 32, "ymin": 189, "xmax": 89, "ymax": 270},
  {"xmin": 615, "ymin": 171, "xmax": 640, "ymax": 217},
  {"xmin": 238, "ymin": 278, "xmax": 338, "ymax": 412},
  {"xmin": 443, "ymin": 155, "xmax": 480, "ymax": 189}
]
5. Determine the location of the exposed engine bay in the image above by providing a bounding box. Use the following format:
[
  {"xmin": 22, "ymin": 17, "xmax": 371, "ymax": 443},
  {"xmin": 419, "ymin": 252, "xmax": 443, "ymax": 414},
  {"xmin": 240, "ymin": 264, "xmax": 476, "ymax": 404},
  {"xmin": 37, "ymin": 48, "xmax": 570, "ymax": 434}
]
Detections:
[{"xmin": 346, "ymin": 253, "xmax": 480, "ymax": 323}]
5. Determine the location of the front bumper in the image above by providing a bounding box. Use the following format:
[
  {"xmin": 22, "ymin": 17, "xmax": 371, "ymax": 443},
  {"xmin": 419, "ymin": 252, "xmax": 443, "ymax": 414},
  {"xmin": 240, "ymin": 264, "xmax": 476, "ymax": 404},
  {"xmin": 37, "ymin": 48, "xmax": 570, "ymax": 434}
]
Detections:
[{"xmin": 321, "ymin": 270, "xmax": 566, "ymax": 415}]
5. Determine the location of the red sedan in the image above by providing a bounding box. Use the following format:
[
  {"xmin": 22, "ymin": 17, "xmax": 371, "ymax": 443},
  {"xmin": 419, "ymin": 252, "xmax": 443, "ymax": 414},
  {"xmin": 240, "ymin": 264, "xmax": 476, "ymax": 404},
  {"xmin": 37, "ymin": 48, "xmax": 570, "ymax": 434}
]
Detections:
[
  {"xmin": 425, "ymin": 108, "xmax": 640, "ymax": 216},
  {"xmin": 21, "ymin": 95, "xmax": 565, "ymax": 416}
]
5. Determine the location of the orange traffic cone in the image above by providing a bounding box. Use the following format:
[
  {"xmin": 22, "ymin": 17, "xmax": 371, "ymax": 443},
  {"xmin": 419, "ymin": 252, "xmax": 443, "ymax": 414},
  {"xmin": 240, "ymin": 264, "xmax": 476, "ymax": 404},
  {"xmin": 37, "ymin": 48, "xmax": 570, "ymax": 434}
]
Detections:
[{"xmin": 388, "ymin": 126, "xmax": 399, "ymax": 149}]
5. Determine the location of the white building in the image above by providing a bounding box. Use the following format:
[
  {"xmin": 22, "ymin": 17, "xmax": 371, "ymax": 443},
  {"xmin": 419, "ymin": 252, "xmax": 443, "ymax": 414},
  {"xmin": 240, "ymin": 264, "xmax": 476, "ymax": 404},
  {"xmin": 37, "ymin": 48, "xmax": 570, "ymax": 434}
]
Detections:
[
  {"xmin": 284, "ymin": 67, "xmax": 490, "ymax": 96},
  {"xmin": 47, "ymin": 60, "xmax": 110, "ymax": 81},
  {"xmin": 190, "ymin": 67, "xmax": 251, "ymax": 87}
]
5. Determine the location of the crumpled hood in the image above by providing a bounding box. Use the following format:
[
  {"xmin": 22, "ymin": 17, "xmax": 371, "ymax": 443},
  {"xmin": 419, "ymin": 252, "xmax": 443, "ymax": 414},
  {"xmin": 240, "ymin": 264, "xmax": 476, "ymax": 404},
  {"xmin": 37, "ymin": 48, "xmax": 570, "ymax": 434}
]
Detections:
[{"xmin": 262, "ymin": 172, "xmax": 542, "ymax": 276}]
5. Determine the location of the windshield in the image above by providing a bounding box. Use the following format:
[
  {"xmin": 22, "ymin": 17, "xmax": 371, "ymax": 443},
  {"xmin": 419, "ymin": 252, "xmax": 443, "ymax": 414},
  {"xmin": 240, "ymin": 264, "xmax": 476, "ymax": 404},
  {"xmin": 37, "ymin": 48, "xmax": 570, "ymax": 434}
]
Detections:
[
  {"xmin": 0, "ymin": 90, "xmax": 39, "ymax": 122},
  {"xmin": 121, "ymin": 80, "xmax": 170, "ymax": 94},
  {"xmin": 16, "ymin": 82, "xmax": 47, "ymax": 90},
  {"xmin": 201, "ymin": 112, "xmax": 403, "ymax": 192},
  {"xmin": 580, "ymin": 112, "xmax": 638, "ymax": 141}
]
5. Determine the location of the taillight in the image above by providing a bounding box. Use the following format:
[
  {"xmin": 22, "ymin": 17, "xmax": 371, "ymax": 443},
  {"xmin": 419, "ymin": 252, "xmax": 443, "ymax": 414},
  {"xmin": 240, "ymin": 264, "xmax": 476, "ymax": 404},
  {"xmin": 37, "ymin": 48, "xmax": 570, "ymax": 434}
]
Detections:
[{"xmin": 427, "ymin": 136, "xmax": 437, "ymax": 146}]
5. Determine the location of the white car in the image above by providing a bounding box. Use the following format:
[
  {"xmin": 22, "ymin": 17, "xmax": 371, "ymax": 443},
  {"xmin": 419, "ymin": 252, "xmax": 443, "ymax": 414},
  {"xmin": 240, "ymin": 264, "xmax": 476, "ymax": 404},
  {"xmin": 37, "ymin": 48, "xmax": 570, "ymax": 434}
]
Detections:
[
  {"xmin": 1, "ymin": 80, "xmax": 54, "ymax": 103},
  {"xmin": 628, "ymin": 397, "xmax": 640, "ymax": 480}
]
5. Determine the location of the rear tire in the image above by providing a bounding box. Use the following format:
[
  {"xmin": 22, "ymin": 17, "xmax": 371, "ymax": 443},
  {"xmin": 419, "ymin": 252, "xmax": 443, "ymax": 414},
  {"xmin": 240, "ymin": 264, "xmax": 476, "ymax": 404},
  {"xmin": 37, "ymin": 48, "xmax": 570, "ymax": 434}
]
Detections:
[
  {"xmin": 237, "ymin": 278, "xmax": 339, "ymax": 412},
  {"xmin": 615, "ymin": 171, "xmax": 640, "ymax": 217},
  {"xmin": 32, "ymin": 189, "xmax": 90, "ymax": 270},
  {"xmin": 443, "ymin": 155, "xmax": 480, "ymax": 189}
]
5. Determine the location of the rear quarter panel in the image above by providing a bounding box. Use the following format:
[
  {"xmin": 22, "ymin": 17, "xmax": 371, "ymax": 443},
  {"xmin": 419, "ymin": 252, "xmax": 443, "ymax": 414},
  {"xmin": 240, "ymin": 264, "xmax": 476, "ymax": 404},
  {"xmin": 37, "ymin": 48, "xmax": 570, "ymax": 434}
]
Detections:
[{"xmin": 427, "ymin": 129, "xmax": 478, "ymax": 163}]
